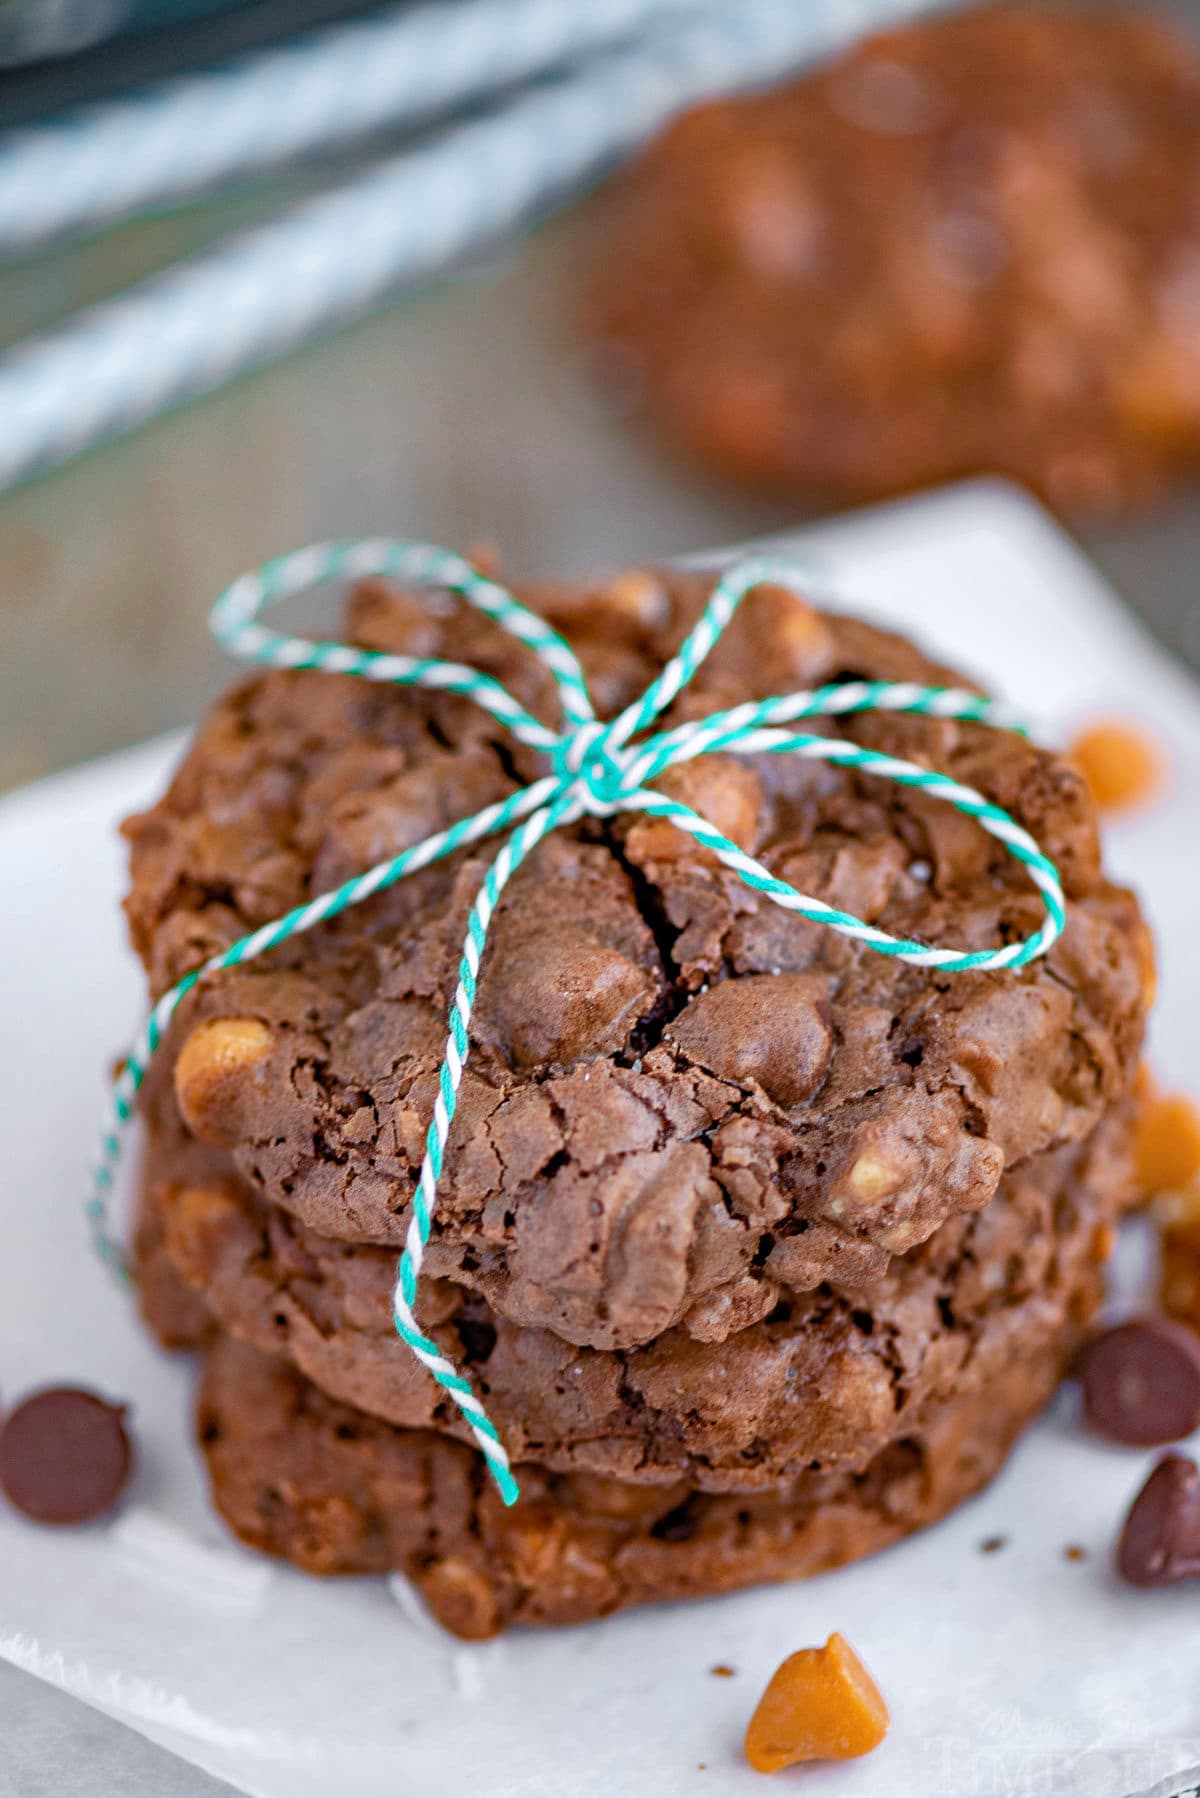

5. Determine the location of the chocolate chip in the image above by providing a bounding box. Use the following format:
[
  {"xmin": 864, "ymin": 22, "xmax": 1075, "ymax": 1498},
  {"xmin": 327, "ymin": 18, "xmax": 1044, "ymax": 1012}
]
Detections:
[
  {"xmin": 0, "ymin": 1389, "xmax": 132, "ymax": 1525},
  {"xmin": 1078, "ymin": 1316, "xmax": 1200, "ymax": 1447},
  {"xmin": 665, "ymin": 973, "xmax": 833, "ymax": 1107},
  {"xmin": 476, "ymin": 930, "xmax": 655, "ymax": 1070},
  {"xmin": 1118, "ymin": 1453, "xmax": 1200, "ymax": 1588}
]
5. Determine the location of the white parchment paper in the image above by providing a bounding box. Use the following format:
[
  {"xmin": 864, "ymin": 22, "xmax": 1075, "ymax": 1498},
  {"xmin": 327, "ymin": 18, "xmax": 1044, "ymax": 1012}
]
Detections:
[{"xmin": 3, "ymin": 482, "xmax": 1200, "ymax": 1798}]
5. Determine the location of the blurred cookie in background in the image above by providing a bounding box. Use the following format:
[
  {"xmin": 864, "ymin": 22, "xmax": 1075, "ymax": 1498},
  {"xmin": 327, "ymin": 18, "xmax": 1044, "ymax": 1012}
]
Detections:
[{"xmin": 583, "ymin": 3, "xmax": 1200, "ymax": 518}]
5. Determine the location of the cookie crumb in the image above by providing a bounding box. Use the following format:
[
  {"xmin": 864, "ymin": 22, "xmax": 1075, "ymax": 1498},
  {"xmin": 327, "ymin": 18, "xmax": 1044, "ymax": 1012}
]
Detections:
[
  {"xmin": 980, "ymin": 1535, "xmax": 1008, "ymax": 1554},
  {"xmin": 710, "ymin": 1664, "xmax": 736, "ymax": 1678},
  {"xmin": 1064, "ymin": 1544, "xmax": 1087, "ymax": 1563}
]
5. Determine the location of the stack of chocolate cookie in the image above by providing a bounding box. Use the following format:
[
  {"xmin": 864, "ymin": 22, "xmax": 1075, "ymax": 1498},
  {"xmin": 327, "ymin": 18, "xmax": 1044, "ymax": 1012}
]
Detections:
[{"xmin": 127, "ymin": 564, "xmax": 1149, "ymax": 1638}]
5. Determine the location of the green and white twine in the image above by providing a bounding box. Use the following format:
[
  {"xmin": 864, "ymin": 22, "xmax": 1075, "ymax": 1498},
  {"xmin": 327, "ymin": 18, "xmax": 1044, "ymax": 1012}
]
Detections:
[{"xmin": 90, "ymin": 539, "xmax": 1066, "ymax": 1506}]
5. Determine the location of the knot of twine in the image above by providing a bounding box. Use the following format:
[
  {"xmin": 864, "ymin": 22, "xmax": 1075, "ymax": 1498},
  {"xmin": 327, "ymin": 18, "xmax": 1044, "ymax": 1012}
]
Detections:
[
  {"xmin": 90, "ymin": 539, "xmax": 1066, "ymax": 1506},
  {"xmin": 549, "ymin": 719, "xmax": 642, "ymax": 815}
]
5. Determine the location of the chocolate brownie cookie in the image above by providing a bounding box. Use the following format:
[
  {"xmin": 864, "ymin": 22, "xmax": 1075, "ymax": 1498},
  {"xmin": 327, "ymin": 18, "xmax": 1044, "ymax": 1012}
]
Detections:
[
  {"xmin": 136, "ymin": 1105, "xmax": 1133, "ymax": 1490},
  {"xmin": 584, "ymin": 5, "xmax": 1200, "ymax": 515},
  {"xmin": 124, "ymin": 566, "xmax": 1148, "ymax": 1350},
  {"xmin": 196, "ymin": 1314, "xmax": 1093, "ymax": 1637}
]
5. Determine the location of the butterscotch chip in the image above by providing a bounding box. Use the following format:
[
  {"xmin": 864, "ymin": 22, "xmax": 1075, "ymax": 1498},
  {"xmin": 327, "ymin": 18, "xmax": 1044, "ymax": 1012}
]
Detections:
[
  {"xmin": 419, "ymin": 1556, "xmax": 501, "ymax": 1641},
  {"xmin": 744, "ymin": 1633, "xmax": 889, "ymax": 1772},
  {"xmin": 1069, "ymin": 721, "xmax": 1162, "ymax": 814},
  {"xmin": 1161, "ymin": 1214, "xmax": 1200, "ymax": 1333},
  {"xmin": 1135, "ymin": 1094, "xmax": 1200, "ymax": 1195},
  {"xmin": 1135, "ymin": 1062, "xmax": 1158, "ymax": 1103},
  {"xmin": 162, "ymin": 1186, "xmax": 246, "ymax": 1282},
  {"xmin": 173, "ymin": 1018, "xmax": 274, "ymax": 1149},
  {"xmin": 1091, "ymin": 1223, "xmax": 1116, "ymax": 1264}
]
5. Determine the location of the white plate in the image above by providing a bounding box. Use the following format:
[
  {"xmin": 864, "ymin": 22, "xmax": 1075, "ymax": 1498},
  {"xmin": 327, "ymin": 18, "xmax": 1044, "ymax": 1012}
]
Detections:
[{"xmin": 3, "ymin": 481, "xmax": 1200, "ymax": 1798}]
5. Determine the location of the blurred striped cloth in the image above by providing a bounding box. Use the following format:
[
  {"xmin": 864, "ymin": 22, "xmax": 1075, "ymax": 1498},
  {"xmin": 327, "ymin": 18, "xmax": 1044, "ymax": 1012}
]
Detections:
[{"xmin": 0, "ymin": 0, "xmax": 949, "ymax": 492}]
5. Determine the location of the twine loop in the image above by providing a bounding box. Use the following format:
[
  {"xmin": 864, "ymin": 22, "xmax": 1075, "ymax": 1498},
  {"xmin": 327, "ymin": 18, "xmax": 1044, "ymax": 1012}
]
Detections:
[{"xmin": 90, "ymin": 539, "xmax": 1067, "ymax": 1509}]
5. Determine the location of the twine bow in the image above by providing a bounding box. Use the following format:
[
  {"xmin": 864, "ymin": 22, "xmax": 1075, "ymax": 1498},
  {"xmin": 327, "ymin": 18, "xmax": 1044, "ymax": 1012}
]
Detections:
[{"xmin": 90, "ymin": 539, "xmax": 1066, "ymax": 1505}]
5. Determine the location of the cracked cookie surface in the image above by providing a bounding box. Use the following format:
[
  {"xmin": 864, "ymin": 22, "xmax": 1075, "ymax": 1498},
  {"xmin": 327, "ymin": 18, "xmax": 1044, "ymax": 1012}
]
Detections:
[
  {"xmin": 139, "ymin": 1106, "xmax": 1132, "ymax": 1489},
  {"xmin": 125, "ymin": 564, "xmax": 1148, "ymax": 1349}
]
